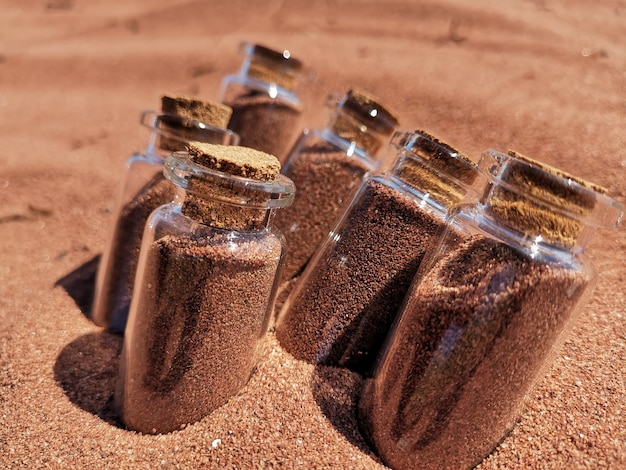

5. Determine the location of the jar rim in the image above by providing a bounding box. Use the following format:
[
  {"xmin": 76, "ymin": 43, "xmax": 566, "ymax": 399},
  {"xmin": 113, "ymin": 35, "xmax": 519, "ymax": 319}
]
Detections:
[
  {"xmin": 164, "ymin": 151, "xmax": 295, "ymax": 209},
  {"xmin": 327, "ymin": 89, "xmax": 399, "ymax": 134},
  {"xmin": 483, "ymin": 149, "xmax": 623, "ymax": 230},
  {"xmin": 391, "ymin": 130, "xmax": 489, "ymax": 184},
  {"xmin": 240, "ymin": 42, "xmax": 304, "ymax": 72},
  {"xmin": 140, "ymin": 110, "xmax": 240, "ymax": 146}
]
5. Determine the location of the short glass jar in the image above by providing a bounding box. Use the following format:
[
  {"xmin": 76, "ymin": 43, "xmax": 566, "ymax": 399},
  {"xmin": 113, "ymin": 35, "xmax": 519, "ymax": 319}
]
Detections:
[
  {"xmin": 219, "ymin": 42, "xmax": 304, "ymax": 161},
  {"xmin": 115, "ymin": 144, "xmax": 295, "ymax": 434},
  {"xmin": 276, "ymin": 130, "xmax": 493, "ymax": 375},
  {"xmin": 358, "ymin": 150, "xmax": 623, "ymax": 470},
  {"xmin": 92, "ymin": 100, "xmax": 237, "ymax": 333}
]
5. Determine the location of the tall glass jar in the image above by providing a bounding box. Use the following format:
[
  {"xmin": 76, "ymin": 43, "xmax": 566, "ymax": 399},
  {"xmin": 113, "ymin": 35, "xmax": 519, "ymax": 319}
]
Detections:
[
  {"xmin": 274, "ymin": 88, "xmax": 399, "ymax": 291},
  {"xmin": 358, "ymin": 150, "xmax": 624, "ymax": 470},
  {"xmin": 276, "ymin": 130, "xmax": 493, "ymax": 375},
  {"xmin": 92, "ymin": 96, "xmax": 237, "ymax": 333},
  {"xmin": 115, "ymin": 143, "xmax": 295, "ymax": 434},
  {"xmin": 219, "ymin": 42, "xmax": 304, "ymax": 161}
]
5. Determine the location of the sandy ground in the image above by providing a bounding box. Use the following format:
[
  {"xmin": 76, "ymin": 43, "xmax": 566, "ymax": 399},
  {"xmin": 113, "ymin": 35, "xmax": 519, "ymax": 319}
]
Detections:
[{"xmin": 1, "ymin": 0, "xmax": 625, "ymax": 468}]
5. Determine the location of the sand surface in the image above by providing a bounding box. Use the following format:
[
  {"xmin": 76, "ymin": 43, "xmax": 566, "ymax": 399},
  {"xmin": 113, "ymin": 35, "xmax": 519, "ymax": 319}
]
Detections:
[{"xmin": 1, "ymin": 1, "xmax": 625, "ymax": 468}]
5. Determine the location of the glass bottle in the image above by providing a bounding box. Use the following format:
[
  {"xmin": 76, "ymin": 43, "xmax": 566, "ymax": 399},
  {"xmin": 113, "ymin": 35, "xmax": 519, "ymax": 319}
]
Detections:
[
  {"xmin": 92, "ymin": 96, "xmax": 238, "ymax": 333},
  {"xmin": 358, "ymin": 150, "xmax": 623, "ymax": 470},
  {"xmin": 219, "ymin": 42, "xmax": 304, "ymax": 161},
  {"xmin": 276, "ymin": 130, "xmax": 493, "ymax": 375},
  {"xmin": 116, "ymin": 143, "xmax": 295, "ymax": 434},
  {"xmin": 274, "ymin": 88, "xmax": 399, "ymax": 291}
]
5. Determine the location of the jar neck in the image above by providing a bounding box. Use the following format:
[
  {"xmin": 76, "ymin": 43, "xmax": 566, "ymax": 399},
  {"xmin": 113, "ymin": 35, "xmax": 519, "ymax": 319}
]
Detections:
[
  {"xmin": 325, "ymin": 90, "xmax": 398, "ymax": 157},
  {"xmin": 456, "ymin": 207, "xmax": 586, "ymax": 265},
  {"xmin": 165, "ymin": 151, "xmax": 295, "ymax": 232},
  {"xmin": 175, "ymin": 187, "xmax": 276, "ymax": 231},
  {"xmin": 388, "ymin": 130, "xmax": 487, "ymax": 209},
  {"xmin": 239, "ymin": 43, "xmax": 302, "ymax": 92},
  {"xmin": 480, "ymin": 184, "xmax": 591, "ymax": 252},
  {"xmin": 325, "ymin": 110, "xmax": 393, "ymax": 157},
  {"xmin": 142, "ymin": 111, "xmax": 239, "ymax": 155},
  {"xmin": 479, "ymin": 150, "xmax": 624, "ymax": 252}
]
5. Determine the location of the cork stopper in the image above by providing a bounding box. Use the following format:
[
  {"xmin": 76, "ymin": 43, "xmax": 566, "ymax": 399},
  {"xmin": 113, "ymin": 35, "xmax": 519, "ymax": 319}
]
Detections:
[
  {"xmin": 485, "ymin": 150, "xmax": 607, "ymax": 248},
  {"xmin": 504, "ymin": 149, "xmax": 606, "ymax": 199},
  {"xmin": 187, "ymin": 142, "xmax": 280, "ymax": 181},
  {"xmin": 157, "ymin": 95, "xmax": 234, "ymax": 152},
  {"xmin": 331, "ymin": 88, "xmax": 399, "ymax": 156},
  {"xmin": 180, "ymin": 143, "xmax": 285, "ymax": 230},
  {"xmin": 161, "ymin": 94, "xmax": 233, "ymax": 130},
  {"xmin": 393, "ymin": 130, "xmax": 479, "ymax": 208},
  {"xmin": 244, "ymin": 43, "xmax": 303, "ymax": 91},
  {"xmin": 342, "ymin": 88, "xmax": 399, "ymax": 134}
]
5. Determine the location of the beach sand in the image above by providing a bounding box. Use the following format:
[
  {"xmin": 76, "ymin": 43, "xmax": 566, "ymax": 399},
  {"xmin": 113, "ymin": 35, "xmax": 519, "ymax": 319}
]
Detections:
[{"xmin": 1, "ymin": 1, "xmax": 625, "ymax": 468}]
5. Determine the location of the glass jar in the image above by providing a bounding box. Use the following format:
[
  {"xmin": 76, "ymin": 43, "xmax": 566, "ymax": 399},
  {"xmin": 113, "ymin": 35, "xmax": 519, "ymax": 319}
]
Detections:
[
  {"xmin": 92, "ymin": 98, "xmax": 238, "ymax": 333},
  {"xmin": 274, "ymin": 88, "xmax": 399, "ymax": 291},
  {"xmin": 115, "ymin": 144, "xmax": 295, "ymax": 434},
  {"xmin": 275, "ymin": 130, "xmax": 493, "ymax": 375},
  {"xmin": 358, "ymin": 150, "xmax": 624, "ymax": 470},
  {"xmin": 219, "ymin": 42, "xmax": 304, "ymax": 161}
]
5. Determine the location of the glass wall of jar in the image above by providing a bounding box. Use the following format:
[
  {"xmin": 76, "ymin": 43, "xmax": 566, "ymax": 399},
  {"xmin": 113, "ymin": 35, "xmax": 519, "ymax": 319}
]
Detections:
[
  {"xmin": 358, "ymin": 150, "xmax": 623, "ymax": 470},
  {"xmin": 274, "ymin": 88, "xmax": 399, "ymax": 295},
  {"xmin": 219, "ymin": 42, "xmax": 304, "ymax": 162},
  {"xmin": 115, "ymin": 143, "xmax": 295, "ymax": 434},
  {"xmin": 92, "ymin": 96, "xmax": 237, "ymax": 333},
  {"xmin": 275, "ymin": 130, "xmax": 493, "ymax": 375}
]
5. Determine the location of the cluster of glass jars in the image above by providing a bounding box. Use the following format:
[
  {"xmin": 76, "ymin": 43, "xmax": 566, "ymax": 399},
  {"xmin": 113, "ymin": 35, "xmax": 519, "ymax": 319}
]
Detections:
[{"xmin": 88, "ymin": 41, "xmax": 623, "ymax": 469}]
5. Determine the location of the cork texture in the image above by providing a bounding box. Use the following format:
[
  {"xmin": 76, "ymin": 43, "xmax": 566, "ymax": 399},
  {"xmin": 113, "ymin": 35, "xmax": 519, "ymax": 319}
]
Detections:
[
  {"xmin": 187, "ymin": 142, "xmax": 281, "ymax": 181},
  {"xmin": 395, "ymin": 130, "xmax": 478, "ymax": 206},
  {"xmin": 411, "ymin": 129, "xmax": 477, "ymax": 183},
  {"xmin": 331, "ymin": 88, "xmax": 399, "ymax": 155},
  {"xmin": 244, "ymin": 44, "xmax": 302, "ymax": 91},
  {"xmin": 248, "ymin": 62, "xmax": 298, "ymax": 91},
  {"xmin": 182, "ymin": 143, "xmax": 283, "ymax": 230},
  {"xmin": 161, "ymin": 94, "xmax": 232, "ymax": 129},
  {"xmin": 486, "ymin": 150, "xmax": 606, "ymax": 247},
  {"xmin": 507, "ymin": 150, "xmax": 607, "ymax": 195},
  {"xmin": 345, "ymin": 88, "xmax": 399, "ymax": 130}
]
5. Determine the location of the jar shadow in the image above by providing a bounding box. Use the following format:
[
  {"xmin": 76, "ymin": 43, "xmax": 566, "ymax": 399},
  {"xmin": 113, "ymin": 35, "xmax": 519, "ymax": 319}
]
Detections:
[
  {"xmin": 53, "ymin": 330, "xmax": 124, "ymax": 427},
  {"xmin": 54, "ymin": 254, "xmax": 100, "ymax": 320},
  {"xmin": 310, "ymin": 365, "xmax": 383, "ymax": 463}
]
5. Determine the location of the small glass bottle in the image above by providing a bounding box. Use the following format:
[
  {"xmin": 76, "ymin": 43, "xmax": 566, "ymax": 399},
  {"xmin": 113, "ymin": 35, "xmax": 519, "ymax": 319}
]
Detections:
[
  {"xmin": 276, "ymin": 130, "xmax": 493, "ymax": 375},
  {"xmin": 116, "ymin": 143, "xmax": 295, "ymax": 434},
  {"xmin": 274, "ymin": 88, "xmax": 399, "ymax": 290},
  {"xmin": 358, "ymin": 150, "xmax": 623, "ymax": 470},
  {"xmin": 92, "ymin": 95, "xmax": 237, "ymax": 333},
  {"xmin": 219, "ymin": 42, "xmax": 304, "ymax": 161}
]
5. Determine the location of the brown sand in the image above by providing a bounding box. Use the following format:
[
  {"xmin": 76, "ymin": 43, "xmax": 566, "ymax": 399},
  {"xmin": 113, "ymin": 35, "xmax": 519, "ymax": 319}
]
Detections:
[{"xmin": 0, "ymin": 1, "xmax": 624, "ymax": 468}]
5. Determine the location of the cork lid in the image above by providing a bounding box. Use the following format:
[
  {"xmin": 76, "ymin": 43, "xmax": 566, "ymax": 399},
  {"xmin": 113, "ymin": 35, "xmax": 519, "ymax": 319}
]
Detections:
[
  {"xmin": 247, "ymin": 44, "xmax": 303, "ymax": 72},
  {"xmin": 165, "ymin": 146, "xmax": 294, "ymax": 230},
  {"xmin": 326, "ymin": 88, "xmax": 400, "ymax": 156},
  {"xmin": 187, "ymin": 142, "xmax": 281, "ymax": 181},
  {"xmin": 504, "ymin": 150, "xmax": 606, "ymax": 199},
  {"xmin": 483, "ymin": 149, "xmax": 622, "ymax": 248},
  {"xmin": 405, "ymin": 130, "xmax": 477, "ymax": 184},
  {"xmin": 391, "ymin": 130, "xmax": 481, "ymax": 208},
  {"xmin": 242, "ymin": 43, "xmax": 303, "ymax": 91},
  {"xmin": 339, "ymin": 88, "xmax": 399, "ymax": 134},
  {"xmin": 161, "ymin": 94, "xmax": 232, "ymax": 129}
]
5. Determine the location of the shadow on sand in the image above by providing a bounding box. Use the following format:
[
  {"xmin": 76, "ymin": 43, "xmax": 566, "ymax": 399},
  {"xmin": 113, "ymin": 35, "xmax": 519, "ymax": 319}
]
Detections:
[
  {"xmin": 53, "ymin": 330, "xmax": 124, "ymax": 427},
  {"xmin": 54, "ymin": 255, "xmax": 100, "ymax": 320}
]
